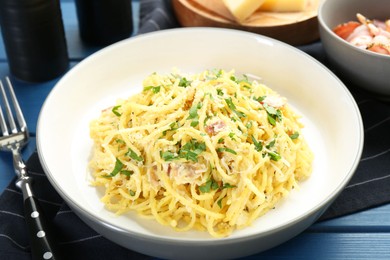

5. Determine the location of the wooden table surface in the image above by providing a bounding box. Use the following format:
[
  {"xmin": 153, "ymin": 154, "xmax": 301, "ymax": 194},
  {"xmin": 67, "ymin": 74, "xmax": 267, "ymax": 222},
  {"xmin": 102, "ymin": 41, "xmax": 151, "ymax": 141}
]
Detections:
[{"xmin": 0, "ymin": 1, "xmax": 389, "ymax": 259}]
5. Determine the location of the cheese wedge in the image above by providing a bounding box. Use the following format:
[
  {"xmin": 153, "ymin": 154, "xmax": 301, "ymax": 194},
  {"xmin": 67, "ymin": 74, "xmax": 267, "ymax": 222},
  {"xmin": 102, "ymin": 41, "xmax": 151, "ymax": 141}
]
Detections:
[
  {"xmin": 192, "ymin": 0, "xmax": 236, "ymax": 21},
  {"xmin": 259, "ymin": 0, "xmax": 308, "ymax": 12},
  {"xmin": 222, "ymin": 0, "xmax": 266, "ymax": 22}
]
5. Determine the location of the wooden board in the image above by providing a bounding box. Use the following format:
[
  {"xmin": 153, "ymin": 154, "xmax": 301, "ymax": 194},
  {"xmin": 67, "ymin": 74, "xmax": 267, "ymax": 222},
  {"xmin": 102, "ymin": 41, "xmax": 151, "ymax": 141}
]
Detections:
[{"xmin": 172, "ymin": 0, "xmax": 320, "ymax": 46}]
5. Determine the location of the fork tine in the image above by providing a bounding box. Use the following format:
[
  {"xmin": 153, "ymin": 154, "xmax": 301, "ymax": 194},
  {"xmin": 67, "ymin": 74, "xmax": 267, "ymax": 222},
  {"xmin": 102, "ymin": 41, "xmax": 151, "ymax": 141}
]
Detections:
[
  {"xmin": 5, "ymin": 77, "xmax": 27, "ymax": 132},
  {"xmin": 0, "ymin": 80, "xmax": 10, "ymax": 135}
]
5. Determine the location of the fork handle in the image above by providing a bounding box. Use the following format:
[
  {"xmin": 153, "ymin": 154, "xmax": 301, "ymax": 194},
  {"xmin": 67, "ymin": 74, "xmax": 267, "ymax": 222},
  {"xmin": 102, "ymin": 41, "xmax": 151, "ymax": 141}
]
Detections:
[{"xmin": 22, "ymin": 181, "xmax": 61, "ymax": 260}]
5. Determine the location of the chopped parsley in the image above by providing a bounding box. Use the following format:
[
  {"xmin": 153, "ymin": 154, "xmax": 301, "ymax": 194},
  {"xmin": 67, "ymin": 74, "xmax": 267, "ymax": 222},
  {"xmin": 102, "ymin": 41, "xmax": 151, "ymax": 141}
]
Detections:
[
  {"xmin": 178, "ymin": 77, "xmax": 191, "ymax": 87},
  {"xmin": 266, "ymin": 139, "xmax": 276, "ymax": 149},
  {"xmin": 108, "ymin": 158, "xmax": 133, "ymax": 177},
  {"xmin": 179, "ymin": 139, "xmax": 206, "ymax": 162},
  {"xmin": 121, "ymin": 170, "xmax": 133, "ymax": 177},
  {"xmin": 112, "ymin": 105, "xmax": 122, "ymax": 117},
  {"xmin": 253, "ymin": 96, "xmax": 266, "ymax": 103},
  {"xmin": 216, "ymin": 89, "xmax": 224, "ymax": 96},
  {"xmin": 199, "ymin": 179, "xmax": 236, "ymax": 194},
  {"xmin": 143, "ymin": 85, "xmax": 161, "ymax": 93},
  {"xmin": 115, "ymin": 139, "xmax": 125, "ymax": 145},
  {"xmin": 199, "ymin": 178, "xmax": 219, "ymax": 193},
  {"xmin": 225, "ymin": 97, "xmax": 246, "ymax": 118},
  {"xmin": 109, "ymin": 158, "xmax": 124, "ymax": 176},
  {"xmin": 228, "ymin": 132, "xmax": 236, "ymax": 141},
  {"xmin": 161, "ymin": 139, "xmax": 206, "ymax": 162},
  {"xmin": 217, "ymin": 147, "xmax": 237, "ymax": 155},
  {"xmin": 125, "ymin": 148, "xmax": 143, "ymax": 162},
  {"xmin": 161, "ymin": 151, "xmax": 177, "ymax": 161},
  {"xmin": 217, "ymin": 198, "xmax": 223, "ymax": 208},
  {"xmin": 251, "ymin": 135, "xmax": 263, "ymax": 152},
  {"xmin": 268, "ymin": 151, "xmax": 281, "ymax": 161},
  {"xmin": 162, "ymin": 121, "xmax": 180, "ymax": 136},
  {"xmin": 290, "ymin": 131, "xmax": 299, "ymax": 140},
  {"xmin": 221, "ymin": 183, "xmax": 236, "ymax": 189},
  {"xmin": 263, "ymin": 104, "xmax": 282, "ymax": 126},
  {"xmin": 187, "ymin": 102, "xmax": 202, "ymax": 127}
]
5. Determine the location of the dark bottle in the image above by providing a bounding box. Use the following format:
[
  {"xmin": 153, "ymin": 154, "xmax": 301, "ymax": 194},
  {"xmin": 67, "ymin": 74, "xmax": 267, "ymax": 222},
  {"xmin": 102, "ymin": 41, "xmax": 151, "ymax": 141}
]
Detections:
[
  {"xmin": 0, "ymin": 0, "xmax": 69, "ymax": 82},
  {"xmin": 75, "ymin": 0, "xmax": 133, "ymax": 46}
]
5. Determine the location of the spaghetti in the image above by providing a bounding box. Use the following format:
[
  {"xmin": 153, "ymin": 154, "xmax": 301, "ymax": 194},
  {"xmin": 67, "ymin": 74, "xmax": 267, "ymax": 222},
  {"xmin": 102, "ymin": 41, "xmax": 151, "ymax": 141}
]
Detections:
[{"xmin": 89, "ymin": 69, "xmax": 313, "ymax": 237}]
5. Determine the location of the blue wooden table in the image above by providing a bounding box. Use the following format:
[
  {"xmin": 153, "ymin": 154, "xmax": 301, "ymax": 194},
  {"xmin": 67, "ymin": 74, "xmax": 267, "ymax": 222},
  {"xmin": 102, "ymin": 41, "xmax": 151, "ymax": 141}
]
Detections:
[{"xmin": 1, "ymin": 1, "xmax": 390, "ymax": 259}]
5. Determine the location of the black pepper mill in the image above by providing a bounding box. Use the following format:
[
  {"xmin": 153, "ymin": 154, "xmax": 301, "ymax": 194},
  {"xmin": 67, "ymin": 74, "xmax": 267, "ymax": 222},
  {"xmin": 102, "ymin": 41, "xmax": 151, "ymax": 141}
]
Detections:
[
  {"xmin": 0, "ymin": 0, "xmax": 69, "ymax": 82},
  {"xmin": 75, "ymin": 0, "xmax": 133, "ymax": 46}
]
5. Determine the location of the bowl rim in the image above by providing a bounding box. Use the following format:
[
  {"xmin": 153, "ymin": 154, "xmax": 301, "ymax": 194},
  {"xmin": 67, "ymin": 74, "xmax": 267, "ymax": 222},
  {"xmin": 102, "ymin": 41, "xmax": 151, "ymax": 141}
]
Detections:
[{"xmin": 37, "ymin": 27, "xmax": 364, "ymax": 245}]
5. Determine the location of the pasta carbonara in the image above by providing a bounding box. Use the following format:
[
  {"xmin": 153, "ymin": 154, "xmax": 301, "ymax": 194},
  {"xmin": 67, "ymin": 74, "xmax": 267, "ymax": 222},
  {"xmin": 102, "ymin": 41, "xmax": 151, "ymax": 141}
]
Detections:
[{"xmin": 89, "ymin": 69, "xmax": 313, "ymax": 237}]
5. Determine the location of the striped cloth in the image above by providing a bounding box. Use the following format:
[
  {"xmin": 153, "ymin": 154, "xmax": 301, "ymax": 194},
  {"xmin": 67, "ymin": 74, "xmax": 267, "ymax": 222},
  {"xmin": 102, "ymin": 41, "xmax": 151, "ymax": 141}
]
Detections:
[{"xmin": 1, "ymin": 0, "xmax": 390, "ymax": 259}]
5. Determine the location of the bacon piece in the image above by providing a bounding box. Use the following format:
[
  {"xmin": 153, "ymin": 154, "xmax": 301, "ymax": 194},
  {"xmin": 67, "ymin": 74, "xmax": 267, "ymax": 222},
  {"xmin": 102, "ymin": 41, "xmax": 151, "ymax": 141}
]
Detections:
[
  {"xmin": 168, "ymin": 163, "xmax": 205, "ymax": 185},
  {"xmin": 148, "ymin": 166, "xmax": 160, "ymax": 188},
  {"xmin": 205, "ymin": 120, "xmax": 226, "ymax": 136}
]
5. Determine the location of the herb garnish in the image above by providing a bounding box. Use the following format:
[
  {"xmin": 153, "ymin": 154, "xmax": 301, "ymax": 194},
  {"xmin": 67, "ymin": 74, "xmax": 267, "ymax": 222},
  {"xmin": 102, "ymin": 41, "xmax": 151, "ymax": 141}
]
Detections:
[
  {"xmin": 161, "ymin": 151, "xmax": 177, "ymax": 161},
  {"xmin": 263, "ymin": 104, "xmax": 282, "ymax": 126},
  {"xmin": 289, "ymin": 131, "xmax": 299, "ymax": 140},
  {"xmin": 251, "ymin": 135, "xmax": 263, "ymax": 152},
  {"xmin": 121, "ymin": 170, "xmax": 133, "ymax": 177},
  {"xmin": 221, "ymin": 183, "xmax": 236, "ymax": 189},
  {"xmin": 225, "ymin": 97, "xmax": 246, "ymax": 118},
  {"xmin": 199, "ymin": 179, "xmax": 236, "ymax": 193},
  {"xmin": 217, "ymin": 147, "xmax": 237, "ymax": 155},
  {"xmin": 178, "ymin": 77, "xmax": 191, "ymax": 87},
  {"xmin": 112, "ymin": 105, "xmax": 122, "ymax": 117},
  {"xmin": 143, "ymin": 85, "xmax": 161, "ymax": 93},
  {"xmin": 108, "ymin": 158, "xmax": 133, "ymax": 177},
  {"xmin": 217, "ymin": 198, "xmax": 223, "ymax": 208},
  {"xmin": 228, "ymin": 132, "xmax": 236, "ymax": 141},
  {"xmin": 115, "ymin": 139, "xmax": 125, "ymax": 145},
  {"xmin": 266, "ymin": 139, "xmax": 276, "ymax": 149},
  {"xmin": 187, "ymin": 102, "xmax": 202, "ymax": 127},
  {"xmin": 125, "ymin": 148, "xmax": 143, "ymax": 162},
  {"xmin": 179, "ymin": 139, "xmax": 206, "ymax": 162},
  {"xmin": 216, "ymin": 89, "xmax": 224, "ymax": 96},
  {"xmin": 268, "ymin": 151, "xmax": 281, "ymax": 161},
  {"xmin": 199, "ymin": 178, "xmax": 219, "ymax": 193},
  {"xmin": 253, "ymin": 96, "xmax": 266, "ymax": 103},
  {"xmin": 161, "ymin": 139, "xmax": 206, "ymax": 162},
  {"xmin": 163, "ymin": 121, "xmax": 180, "ymax": 136}
]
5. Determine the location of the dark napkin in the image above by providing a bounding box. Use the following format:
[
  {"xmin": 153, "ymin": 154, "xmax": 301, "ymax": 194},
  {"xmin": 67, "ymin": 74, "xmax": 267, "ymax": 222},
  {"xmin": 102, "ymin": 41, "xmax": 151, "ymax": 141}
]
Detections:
[
  {"xmin": 1, "ymin": 0, "xmax": 390, "ymax": 259},
  {"xmin": 299, "ymin": 44, "xmax": 390, "ymax": 221}
]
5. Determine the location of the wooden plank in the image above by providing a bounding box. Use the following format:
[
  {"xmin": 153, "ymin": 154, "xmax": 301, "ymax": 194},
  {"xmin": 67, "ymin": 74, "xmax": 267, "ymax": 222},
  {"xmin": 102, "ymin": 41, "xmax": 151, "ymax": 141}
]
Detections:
[
  {"xmin": 312, "ymin": 204, "xmax": 390, "ymax": 231},
  {"xmin": 251, "ymin": 232, "xmax": 390, "ymax": 259}
]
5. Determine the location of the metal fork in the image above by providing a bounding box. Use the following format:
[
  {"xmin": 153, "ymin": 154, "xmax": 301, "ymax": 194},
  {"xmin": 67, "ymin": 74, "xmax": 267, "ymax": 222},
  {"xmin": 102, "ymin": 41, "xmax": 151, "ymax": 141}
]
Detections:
[{"xmin": 0, "ymin": 77, "xmax": 60, "ymax": 260}]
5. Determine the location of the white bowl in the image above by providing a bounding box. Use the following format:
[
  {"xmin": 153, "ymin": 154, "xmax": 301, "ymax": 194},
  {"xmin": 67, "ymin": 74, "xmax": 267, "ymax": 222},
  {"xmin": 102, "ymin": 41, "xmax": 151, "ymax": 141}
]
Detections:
[
  {"xmin": 37, "ymin": 28, "xmax": 363, "ymax": 260},
  {"xmin": 318, "ymin": 0, "xmax": 390, "ymax": 99}
]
